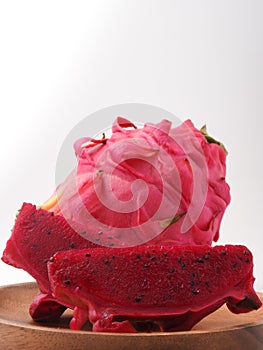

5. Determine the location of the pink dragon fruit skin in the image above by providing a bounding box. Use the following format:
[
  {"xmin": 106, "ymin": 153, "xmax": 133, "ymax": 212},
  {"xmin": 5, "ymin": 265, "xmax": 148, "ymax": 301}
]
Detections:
[{"xmin": 45, "ymin": 117, "xmax": 230, "ymax": 247}]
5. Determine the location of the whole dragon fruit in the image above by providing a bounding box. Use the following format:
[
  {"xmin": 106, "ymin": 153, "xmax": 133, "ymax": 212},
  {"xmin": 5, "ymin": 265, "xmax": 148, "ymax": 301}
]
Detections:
[{"xmin": 42, "ymin": 117, "xmax": 230, "ymax": 247}]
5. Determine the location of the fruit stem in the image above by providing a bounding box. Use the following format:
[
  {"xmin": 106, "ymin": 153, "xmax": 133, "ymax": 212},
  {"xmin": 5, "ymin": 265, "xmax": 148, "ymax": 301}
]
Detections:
[{"xmin": 200, "ymin": 125, "xmax": 228, "ymax": 155}]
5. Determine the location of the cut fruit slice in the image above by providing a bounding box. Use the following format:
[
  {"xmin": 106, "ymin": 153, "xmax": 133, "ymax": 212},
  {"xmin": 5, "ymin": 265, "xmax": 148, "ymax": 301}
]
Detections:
[
  {"xmin": 47, "ymin": 245, "xmax": 262, "ymax": 332},
  {"xmin": 1, "ymin": 203, "xmax": 98, "ymax": 320},
  {"xmin": 1, "ymin": 203, "xmax": 97, "ymax": 293}
]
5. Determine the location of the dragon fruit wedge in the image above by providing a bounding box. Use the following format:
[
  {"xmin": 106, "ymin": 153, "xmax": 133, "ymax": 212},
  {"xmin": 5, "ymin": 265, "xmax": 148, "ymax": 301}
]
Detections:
[
  {"xmin": 42, "ymin": 117, "xmax": 231, "ymax": 247},
  {"xmin": 1, "ymin": 203, "xmax": 104, "ymax": 321},
  {"xmin": 47, "ymin": 245, "xmax": 262, "ymax": 332}
]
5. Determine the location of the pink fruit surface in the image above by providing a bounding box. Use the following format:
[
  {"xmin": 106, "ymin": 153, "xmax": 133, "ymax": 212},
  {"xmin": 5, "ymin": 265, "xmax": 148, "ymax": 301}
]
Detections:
[{"xmin": 46, "ymin": 117, "xmax": 230, "ymax": 247}]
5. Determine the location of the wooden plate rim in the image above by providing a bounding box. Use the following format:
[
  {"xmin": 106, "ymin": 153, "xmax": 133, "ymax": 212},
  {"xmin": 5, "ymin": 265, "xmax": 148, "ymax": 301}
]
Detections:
[{"xmin": 0, "ymin": 282, "xmax": 263, "ymax": 337}]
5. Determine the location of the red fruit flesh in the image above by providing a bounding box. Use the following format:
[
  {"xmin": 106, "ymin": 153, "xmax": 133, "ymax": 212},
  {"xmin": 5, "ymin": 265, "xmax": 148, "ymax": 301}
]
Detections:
[
  {"xmin": 1, "ymin": 203, "xmax": 98, "ymax": 293},
  {"xmin": 1, "ymin": 203, "xmax": 98, "ymax": 320},
  {"xmin": 48, "ymin": 245, "xmax": 262, "ymax": 332},
  {"xmin": 29, "ymin": 293, "xmax": 67, "ymax": 321}
]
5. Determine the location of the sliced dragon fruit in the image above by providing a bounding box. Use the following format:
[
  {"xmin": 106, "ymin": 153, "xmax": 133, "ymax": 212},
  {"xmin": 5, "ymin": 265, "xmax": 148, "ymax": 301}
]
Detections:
[
  {"xmin": 29, "ymin": 292, "xmax": 67, "ymax": 321},
  {"xmin": 1, "ymin": 203, "xmax": 109, "ymax": 321},
  {"xmin": 47, "ymin": 245, "xmax": 262, "ymax": 332},
  {"xmin": 1, "ymin": 203, "xmax": 100, "ymax": 292}
]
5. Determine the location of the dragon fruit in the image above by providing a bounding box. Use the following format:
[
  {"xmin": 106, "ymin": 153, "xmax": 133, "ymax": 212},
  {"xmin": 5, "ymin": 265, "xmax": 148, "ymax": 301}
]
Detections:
[
  {"xmin": 42, "ymin": 117, "xmax": 230, "ymax": 247},
  {"xmin": 2, "ymin": 203, "xmax": 96, "ymax": 293},
  {"xmin": 2, "ymin": 117, "xmax": 259, "ymax": 333},
  {"xmin": 47, "ymin": 245, "xmax": 262, "ymax": 332},
  {"xmin": 1, "ymin": 203, "xmax": 105, "ymax": 321}
]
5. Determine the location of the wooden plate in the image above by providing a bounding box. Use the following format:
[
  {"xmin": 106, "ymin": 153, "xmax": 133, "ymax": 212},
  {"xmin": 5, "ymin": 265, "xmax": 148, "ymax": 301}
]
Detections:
[{"xmin": 0, "ymin": 282, "xmax": 263, "ymax": 350}]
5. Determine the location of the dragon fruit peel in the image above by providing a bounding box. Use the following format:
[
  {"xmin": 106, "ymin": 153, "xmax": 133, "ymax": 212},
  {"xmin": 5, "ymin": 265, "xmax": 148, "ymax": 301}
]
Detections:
[{"xmin": 42, "ymin": 117, "xmax": 231, "ymax": 247}]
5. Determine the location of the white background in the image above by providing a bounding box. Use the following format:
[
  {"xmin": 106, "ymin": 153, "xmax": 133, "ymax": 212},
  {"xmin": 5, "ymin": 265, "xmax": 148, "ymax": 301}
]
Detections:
[{"xmin": 0, "ymin": 0, "xmax": 262, "ymax": 291}]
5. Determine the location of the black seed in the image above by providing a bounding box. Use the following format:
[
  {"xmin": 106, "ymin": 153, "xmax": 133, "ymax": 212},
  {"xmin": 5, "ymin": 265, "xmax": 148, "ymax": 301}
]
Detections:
[
  {"xmin": 44, "ymin": 258, "xmax": 49, "ymax": 263},
  {"xmin": 170, "ymin": 268, "xmax": 175, "ymax": 273},
  {"xmin": 98, "ymin": 231, "xmax": 103, "ymax": 235},
  {"xmin": 189, "ymin": 280, "xmax": 195, "ymax": 286},
  {"xmin": 205, "ymin": 281, "xmax": 210, "ymax": 287},
  {"xmin": 204, "ymin": 254, "xmax": 210, "ymax": 260},
  {"xmin": 245, "ymin": 258, "xmax": 250, "ymax": 263},
  {"xmin": 163, "ymin": 253, "xmax": 168, "ymax": 257},
  {"xmin": 64, "ymin": 280, "xmax": 71, "ymax": 285},
  {"xmin": 112, "ymin": 256, "xmax": 115, "ymax": 259},
  {"xmin": 221, "ymin": 250, "xmax": 227, "ymax": 256},
  {"xmin": 108, "ymin": 236, "xmax": 113, "ymax": 239},
  {"xmin": 104, "ymin": 259, "xmax": 110, "ymax": 265},
  {"xmin": 181, "ymin": 263, "xmax": 186, "ymax": 269},
  {"xmin": 85, "ymin": 253, "xmax": 91, "ymax": 257},
  {"xmin": 134, "ymin": 296, "xmax": 142, "ymax": 302},
  {"xmin": 196, "ymin": 258, "xmax": 204, "ymax": 263},
  {"xmin": 144, "ymin": 263, "xmax": 150, "ymax": 268},
  {"xmin": 109, "ymin": 243, "xmax": 115, "ymax": 247},
  {"xmin": 81, "ymin": 231, "xmax": 87, "ymax": 236},
  {"xmin": 136, "ymin": 254, "xmax": 141, "ymax": 259},
  {"xmin": 46, "ymin": 230, "xmax": 52, "ymax": 235},
  {"xmin": 70, "ymin": 243, "xmax": 75, "ymax": 248},
  {"xmin": 177, "ymin": 257, "xmax": 182, "ymax": 263},
  {"xmin": 244, "ymin": 251, "xmax": 250, "ymax": 256},
  {"xmin": 192, "ymin": 289, "xmax": 199, "ymax": 295},
  {"xmin": 150, "ymin": 256, "xmax": 156, "ymax": 261},
  {"xmin": 233, "ymin": 263, "xmax": 238, "ymax": 268},
  {"xmin": 49, "ymin": 257, "xmax": 54, "ymax": 262},
  {"xmin": 192, "ymin": 272, "xmax": 196, "ymax": 277},
  {"xmin": 95, "ymin": 238, "xmax": 100, "ymax": 242},
  {"xmin": 102, "ymin": 134, "xmax": 107, "ymax": 145}
]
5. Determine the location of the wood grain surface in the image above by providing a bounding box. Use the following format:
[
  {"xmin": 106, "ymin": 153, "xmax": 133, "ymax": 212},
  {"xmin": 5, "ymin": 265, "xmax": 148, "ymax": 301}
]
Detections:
[{"xmin": 0, "ymin": 282, "xmax": 262, "ymax": 350}]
